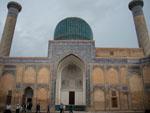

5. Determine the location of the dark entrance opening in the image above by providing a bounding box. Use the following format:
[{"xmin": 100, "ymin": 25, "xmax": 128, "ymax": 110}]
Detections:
[
  {"xmin": 69, "ymin": 91, "xmax": 75, "ymax": 105},
  {"xmin": 6, "ymin": 90, "xmax": 12, "ymax": 105},
  {"xmin": 23, "ymin": 87, "xmax": 33, "ymax": 105},
  {"xmin": 27, "ymin": 98, "xmax": 32, "ymax": 103}
]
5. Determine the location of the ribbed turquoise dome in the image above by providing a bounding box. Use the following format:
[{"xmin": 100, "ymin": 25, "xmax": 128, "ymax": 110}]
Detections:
[{"xmin": 54, "ymin": 17, "xmax": 93, "ymax": 40}]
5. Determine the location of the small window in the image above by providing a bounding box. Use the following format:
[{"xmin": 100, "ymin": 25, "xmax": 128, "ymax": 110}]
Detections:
[
  {"xmin": 111, "ymin": 91, "xmax": 118, "ymax": 108},
  {"xmin": 112, "ymin": 97, "xmax": 118, "ymax": 108}
]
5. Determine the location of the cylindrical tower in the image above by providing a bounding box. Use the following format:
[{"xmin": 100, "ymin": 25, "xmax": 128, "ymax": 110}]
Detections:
[
  {"xmin": 0, "ymin": 1, "xmax": 22, "ymax": 56},
  {"xmin": 129, "ymin": 0, "xmax": 150, "ymax": 56}
]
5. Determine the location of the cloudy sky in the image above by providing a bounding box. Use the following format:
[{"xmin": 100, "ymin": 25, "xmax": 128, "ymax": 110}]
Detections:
[{"xmin": 0, "ymin": 0, "xmax": 150, "ymax": 57}]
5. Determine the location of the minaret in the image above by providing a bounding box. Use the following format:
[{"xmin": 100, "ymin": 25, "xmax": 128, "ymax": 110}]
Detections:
[
  {"xmin": 129, "ymin": 0, "xmax": 150, "ymax": 56},
  {"xmin": 0, "ymin": 1, "xmax": 22, "ymax": 56}
]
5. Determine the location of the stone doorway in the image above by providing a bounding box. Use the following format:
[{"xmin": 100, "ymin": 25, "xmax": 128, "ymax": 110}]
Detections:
[
  {"xmin": 6, "ymin": 90, "xmax": 12, "ymax": 105},
  {"xmin": 69, "ymin": 91, "xmax": 75, "ymax": 105},
  {"xmin": 23, "ymin": 87, "xmax": 33, "ymax": 105},
  {"xmin": 27, "ymin": 98, "xmax": 32, "ymax": 103}
]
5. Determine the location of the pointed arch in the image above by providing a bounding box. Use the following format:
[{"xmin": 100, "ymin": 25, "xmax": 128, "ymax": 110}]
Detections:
[
  {"xmin": 57, "ymin": 54, "xmax": 85, "ymax": 71},
  {"xmin": 55, "ymin": 54, "xmax": 86, "ymax": 105},
  {"xmin": 37, "ymin": 67, "xmax": 50, "ymax": 84},
  {"xmin": 107, "ymin": 68, "xmax": 118, "ymax": 85},
  {"xmin": 0, "ymin": 73, "xmax": 15, "ymax": 94},
  {"xmin": 92, "ymin": 67, "xmax": 104, "ymax": 85},
  {"xmin": 37, "ymin": 88, "xmax": 48, "ymax": 110},
  {"xmin": 0, "ymin": 73, "xmax": 15, "ymax": 105},
  {"xmin": 23, "ymin": 67, "xmax": 36, "ymax": 83},
  {"xmin": 93, "ymin": 89, "xmax": 105, "ymax": 110},
  {"xmin": 129, "ymin": 74, "xmax": 143, "ymax": 109}
]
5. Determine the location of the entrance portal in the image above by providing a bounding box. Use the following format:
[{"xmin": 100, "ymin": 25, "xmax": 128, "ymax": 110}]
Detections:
[
  {"xmin": 56, "ymin": 55, "xmax": 86, "ymax": 105},
  {"xmin": 69, "ymin": 91, "xmax": 75, "ymax": 105},
  {"xmin": 23, "ymin": 87, "xmax": 33, "ymax": 105}
]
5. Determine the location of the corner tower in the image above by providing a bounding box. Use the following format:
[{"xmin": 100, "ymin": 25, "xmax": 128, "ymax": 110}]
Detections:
[
  {"xmin": 129, "ymin": 0, "xmax": 150, "ymax": 56},
  {"xmin": 0, "ymin": 1, "xmax": 22, "ymax": 56}
]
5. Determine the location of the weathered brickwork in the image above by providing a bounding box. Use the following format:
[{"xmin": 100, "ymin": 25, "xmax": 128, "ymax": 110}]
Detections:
[
  {"xmin": 0, "ymin": 61, "xmax": 51, "ymax": 111},
  {"xmin": 142, "ymin": 64, "xmax": 150, "ymax": 109},
  {"xmin": 96, "ymin": 48, "xmax": 144, "ymax": 58},
  {"xmin": 0, "ymin": 49, "xmax": 149, "ymax": 112}
]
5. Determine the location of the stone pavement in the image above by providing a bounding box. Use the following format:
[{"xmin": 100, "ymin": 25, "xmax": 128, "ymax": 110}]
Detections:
[
  {"xmin": 21, "ymin": 111, "xmax": 145, "ymax": 113},
  {"xmin": 0, "ymin": 111, "xmax": 145, "ymax": 113}
]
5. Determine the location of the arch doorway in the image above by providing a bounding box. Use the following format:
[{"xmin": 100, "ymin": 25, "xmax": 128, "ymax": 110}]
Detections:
[
  {"xmin": 22, "ymin": 87, "xmax": 33, "ymax": 105},
  {"xmin": 56, "ymin": 54, "xmax": 86, "ymax": 105}
]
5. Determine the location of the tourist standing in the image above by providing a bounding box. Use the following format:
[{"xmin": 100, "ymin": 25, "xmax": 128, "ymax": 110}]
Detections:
[
  {"xmin": 59, "ymin": 103, "xmax": 64, "ymax": 113},
  {"xmin": 27, "ymin": 102, "xmax": 32, "ymax": 112},
  {"xmin": 47, "ymin": 104, "xmax": 51, "ymax": 113},
  {"xmin": 36, "ymin": 103, "xmax": 40, "ymax": 113},
  {"xmin": 16, "ymin": 104, "xmax": 20, "ymax": 113},
  {"xmin": 69, "ymin": 105, "xmax": 73, "ymax": 113},
  {"xmin": 22, "ymin": 103, "xmax": 26, "ymax": 113},
  {"xmin": 4, "ymin": 104, "xmax": 11, "ymax": 113}
]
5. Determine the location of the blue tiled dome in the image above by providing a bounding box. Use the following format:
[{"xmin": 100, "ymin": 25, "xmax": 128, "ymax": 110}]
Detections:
[{"xmin": 54, "ymin": 17, "xmax": 93, "ymax": 40}]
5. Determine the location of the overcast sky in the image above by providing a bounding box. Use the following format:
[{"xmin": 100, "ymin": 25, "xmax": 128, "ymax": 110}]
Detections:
[{"xmin": 0, "ymin": 0, "xmax": 150, "ymax": 57}]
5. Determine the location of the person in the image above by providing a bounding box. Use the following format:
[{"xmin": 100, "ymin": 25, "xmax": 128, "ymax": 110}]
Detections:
[
  {"xmin": 69, "ymin": 105, "xmax": 73, "ymax": 113},
  {"xmin": 63, "ymin": 105, "xmax": 66, "ymax": 111},
  {"xmin": 26, "ymin": 102, "xmax": 29, "ymax": 112},
  {"xmin": 36, "ymin": 103, "xmax": 40, "ymax": 113},
  {"xmin": 47, "ymin": 104, "xmax": 50, "ymax": 113},
  {"xmin": 27, "ymin": 102, "xmax": 32, "ymax": 112},
  {"xmin": 59, "ymin": 103, "xmax": 64, "ymax": 113},
  {"xmin": 21, "ymin": 103, "xmax": 26, "ymax": 113},
  {"xmin": 145, "ymin": 109, "xmax": 150, "ymax": 113},
  {"xmin": 4, "ymin": 104, "xmax": 11, "ymax": 113},
  {"xmin": 16, "ymin": 104, "xmax": 20, "ymax": 113}
]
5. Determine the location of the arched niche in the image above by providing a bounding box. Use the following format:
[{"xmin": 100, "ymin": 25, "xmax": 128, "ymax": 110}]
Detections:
[
  {"xmin": 120, "ymin": 92, "xmax": 128, "ymax": 110},
  {"xmin": 37, "ymin": 88, "xmax": 48, "ymax": 110},
  {"xmin": 37, "ymin": 67, "xmax": 50, "ymax": 84},
  {"xmin": 107, "ymin": 68, "xmax": 118, "ymax": 85},
  {"xmin": 0, "ymin": 73, "xmax": 15, "ymax": 94},
  {"xmin": 129, "ymin": 75, "xmax": 143, "ymax": 92},
  {"xmin": 93, "ymin": 89, "xmax": 105, "ymax": 110},
  {"xmin": 55, "ymin": 54, "xmax": 85, "ymax": 105},
  {"xmin": 129, "ymin": 74, "xmax": 143, "ymax": 109},
  {"xmin": 92, "ymin": 67, "xmax": 104, "ymax": 85},
  {"xmin": 37, "ymin": 88, "xmax": 48, "ymax": 101},
  {"xmin": 0, "ymin": 73, "xmax": 15, "ymax": 104},
  {"xmin": 23, "ymin": 67, "xmax": 36, "ymax": 84}
]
